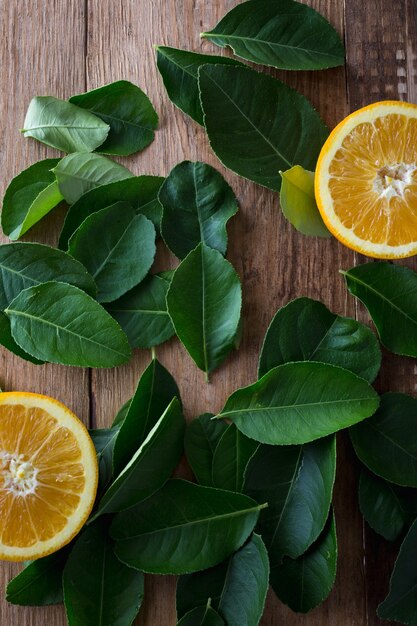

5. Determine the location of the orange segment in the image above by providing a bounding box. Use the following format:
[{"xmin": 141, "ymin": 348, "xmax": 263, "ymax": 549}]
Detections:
[
  {"xmin": 0, "ymin": 392, "xmax": 98, "ymax": 561},
  {"xmin": 315, "ymin": 101, "xmax": 417, "ymax": 258}
]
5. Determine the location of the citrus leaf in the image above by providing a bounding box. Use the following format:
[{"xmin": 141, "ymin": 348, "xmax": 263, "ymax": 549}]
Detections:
[
  {"xmin": 63, "ymin": 520, "xmax": 144, "ymax": 626},
  {"xmin": 5, "ymin": 281, "xmax": 131, "ymax": 367},
  {"xmin": 184, "ymin": 413, "xmax": 227, "ymax": 487},
  {"xmin": 0, "ymin": 312, "xmax": 44, "ymax": 364},
  {"xmin": 2, "ymin": 159, "xmax": 63, "ymax": 240},
  {"xmin": 111, "ymin": 479, "xmax": 263, "ymax": 574},
  {"xmin": 22, "ymin": 96, "xmax": 109, "ymax": 153},
  {"xmin": 70, "ymin": 80, "xmax": 158, "ymax": 156},
  {"xmin": 212, "ymin": 423, "xmax": 258, "ymax": 492},
  {"xmin": 350, "ymin": 392, "xmax": 417, "ymax": 488},
  {"xmin": 202, "ymin": 0, "xmax": 345, "ymax": 70},
  {"xmin": 159, "ymin": 161, "xmax": 238, "ymax": 259},
  {"xmin": 198, "ymin": 64, "xmax": 328, "ymax": 191},
  {"xmin": 166, "ymin": 243, "xmax": 242, "ymax": 375},
  {"xmin": 177, "ymin": 604, "xmax": 224, "ymax": 626},
  {"xmin": 343, "ymin": 262, "xmax": 417, "ymax": 358},
  {"xmin": 52, "ymin": 152, "xmax": 133, "ymax": 204},
  {"xmin": 89, "ymin": 425, "xmax": 121, "ymax": 496},
  {"xmin": 280, "ymin": 166, "xmax": 330, "ymax": 237},
  {"xmin": 155, "ymin": 46, "xmax": 243, "ymax": 125},
  {"xmin": 217, "ymin": 361, "xmax": 379, "ymax": 445},
  {"xmin": 258, "ymin": 296, "xmax": 381, "ymax": 383}
]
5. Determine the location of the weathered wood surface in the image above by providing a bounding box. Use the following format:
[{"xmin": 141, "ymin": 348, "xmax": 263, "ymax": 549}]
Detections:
[{"xmin": 0, "ymin": 0, "xmax": 415, "ymax": 624}]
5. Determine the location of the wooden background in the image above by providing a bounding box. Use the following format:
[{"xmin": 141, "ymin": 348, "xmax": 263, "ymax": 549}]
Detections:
[{"xmin": 0, "ymin": 0, "xmax": 416, "ymax": 624}]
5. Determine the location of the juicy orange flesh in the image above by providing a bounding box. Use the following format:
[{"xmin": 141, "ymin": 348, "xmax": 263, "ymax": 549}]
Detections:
[
  {"xmin": 328, "ymin": 114, "xmax": 417, "ymax": 245},
  {"xmin": 0, "ymin": 405, "xmax": 85, "ymax": 548}
]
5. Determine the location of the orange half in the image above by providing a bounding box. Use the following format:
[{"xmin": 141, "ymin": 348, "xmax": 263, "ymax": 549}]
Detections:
[
  {"xmin": 0, "ymin": 392, "xmax": 98, "ymax": 561},
  {"xmin": 315, "ymin": 101, "xmax": 417, "ymax": 258}
]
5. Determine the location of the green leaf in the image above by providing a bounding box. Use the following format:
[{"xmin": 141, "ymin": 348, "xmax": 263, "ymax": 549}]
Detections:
[
  {"xmin": 0, "ymin": 311, "xmax": 43, "ymax": 364},
  {"xmin": 6, "ymin": 548, "xmax": 69, "ymax": 605},
  {"xmin": 270, "ymin": 512, "xmax": 337, "ymax": 613},
  {"xmin": 343, "ymin": 262, "xmax": 417, "ymax": 358},
  {"xmin": 63, "ymin": 520, "xmax": 144, "ymax": 626},
  {"xmin": 212, "ymin": 423, "xmax": 258, "ymax": 492},
  {"xmin": 184, "ymin": 413, "xmax": 227, "ymax": 487},
  {"xmin": 112, "ymin": 399, "xmax": 132, "ymax": 427},
  {"xmin": 106, "ymin": 273, "xmax": 175, "ymax": 349},
  {"xmin": 378, "ymin": 518, "xmax": 417, "ymax": 624},
  {"xmin": 159, "ymin": 161, "xmax": 238, "ymax": 259},
  {"xmin": 201, "ymin": 0, "xmax": 345, "ymax": 70},
  {"xmin": 166, "ymin": 243, "xmax": 242, "ymax": 375},
  {"xmin": 177, "ymin": 604, "xmax": 224, "ymax": 626},
  {"xmin": 176, "ymin": 534, "xmax": 269, "ymax": 626},
  {"xmin": 155, "ymin": 46, "xmax": 243, "ymax": 125},
  {"xmin": 113, "ymin": 358, "xmax": 181, "ymax": 475},
  {"xmin": 258, "ymin": 296, "xmax": 381, "ymax": 383},
  {"xmin": 68, "ymin": 204, "xmax": 156, "ymax": 303},
  {"xmin": 218, "ymin": 361, "xmax": 379, "ymax": 445},
  {"xmin": 2, "ymin": 159, "xmax": 63, "ymax": 240},
  {"xmin": 90, "ymin": 425, "xmax": 121, "ymax": 495},
  {"xmin": 5, "ymin": 281, "xmax": 131, "ymax": 367},
  {"xmin": 279, "ymin": 166, "xmax": 330, "ymax": 237},
  {"xmin": 22, "ymin": 96, "xmax": 109, "ymax": 153},
  {"xmin": 244, "ymin": 436, "xmax": 336, "ymax": 561},
  {"xmin": 350, "ymin": 392, "xmax": 417, "ymax": 488},
  {"xmin": 59, "ymin": 175, "xmax": 164, "ymax": 248},
  {"xmin": 69, "ymin": 80, "xmax": 158, "ymax": 156},
  {"xmin": 92, "ymin": 398, "xmax": 184, "ymax": 518},
  {"xmin": 198, "ymin": 64, "xmax": 328, "ymax": 191},
  {"xmin": 111, "ymin": 479, "xmax": 264, "ymax": 574},
  {"xmin": 52, "ymin": 153, "xmax": 133, "ymax": 204}
]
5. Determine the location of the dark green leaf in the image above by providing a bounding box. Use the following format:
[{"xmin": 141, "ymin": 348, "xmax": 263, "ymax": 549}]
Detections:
[
  {"xmin": 5, "ymin": 281, "xmax": 131, "ymax": 367},
  {"xmin": 177, "ymin": 604, "xmax": 224, "ymax": 626},
  {"xmin": 184, "ymin": 413, "xmax": 227, "ymax": 487},
  {"xmin": 218, "ymin": 361, "xmax": 379, "ymax": 445},
  {"xmin": 111, "ymin": 479, "xmax": 263, "ymax": 574},
  {"xmin": 0, "ymin": 312, "xmax": 43, "ymax": 364},
  {"xmin": 258, "ymin": 296, "xmax": 381, "ymax": 382},
  {"xmin": 280, "ymin": 166, "xmax": 330, "ymax": 237},
  {"xmin": 343, "ymin": 262, "xmax": 417, "ymax": 358},
  {"xmin": 166, "ymin": 243, "xmax": 241, "ymax": 375},
  {"xmin": 155, "ymin": 46, "xmax": 242, "ymax": 125},
  {"xmin": 159, "ymin": 161, "xmax": 238, "ymax": 259},
  {"xmin": 350, "ymin": 392, "xmax": 417, "ymax": 488},
  {"xmin": 52, "ymin": 153, "xmax": 133, "ymax": 204},
  {"xmin": 63, "ymin": 520, "xmax": 144, "ymax": 626},
  {"xmin": 6, "ymin": 548, "xmax": 69, "ymax": 605},
  {"xmin": 2, "ymin": 159, "xmax": 63, "ymax": 240},
  {"xmin": 202, "ymin": 0, "xmax": 345, "ymax": 70},
  {"xmin": 198, "ymin": 64, "xmax": 328, "ymax": 191},
  {"xmin": 212, "ymin": 423, "xmax": 258, "ymax": 492},
  {"xmin": 270, "ymin": 512, "xmax": 337, "ymax": 613},
  {"xmin": 69, "ymin": 80, "xmax": 158, "ymax": 156},
  {"xmin": 89, "ymin": 425, "xmax": 121, "ymax": 495}
]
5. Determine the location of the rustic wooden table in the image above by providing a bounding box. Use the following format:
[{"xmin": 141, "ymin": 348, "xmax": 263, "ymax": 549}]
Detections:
[{"xmin": 1, "ymin": 0, "xmax": 415, "ymax": 624}]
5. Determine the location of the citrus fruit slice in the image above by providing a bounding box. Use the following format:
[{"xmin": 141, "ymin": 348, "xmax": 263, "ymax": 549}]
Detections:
[
  {"xmin": 315, "ymin": 101, "xmax": 417, "ymax": 258},
  {"xmin": 0, "ymin": 392, "xmax": 98, "ymax": 561}
]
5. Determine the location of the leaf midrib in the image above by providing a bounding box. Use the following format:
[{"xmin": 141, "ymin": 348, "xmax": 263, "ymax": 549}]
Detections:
[{"xmin": 221, "ymin": 395, "xmax": 376, "ymax": 418}]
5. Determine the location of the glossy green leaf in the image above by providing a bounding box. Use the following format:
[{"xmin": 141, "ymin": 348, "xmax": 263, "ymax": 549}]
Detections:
[
  {"xmin": 202, "ymin": 0, "xmax": 345, "ymax": 70},
  {"xmin": 177, "ymin": 604, "xmax": 224, "ymax": 626},
  {"xmin": 212, "ymin": 423, "xmax": 258, "ymax": 492},
  {"xmin": 5, "ymin": 281, "xmax": 131, "ymax": 367},
  {"xmin": 111, "ymin": 479, "xmax": 263, "ymax": 574},
  {"xmin": 184, "ymin": 413, "xmax": 227, "ymax": 487},
  {"xmin": 112, "ymin": 358, "xmax": 181, "ymax": 475},
  {"xmin": 258, "ymin": 297, "xmax": 381, "ymax": 383},
  {"xmin": 159, "ymin": 161, "xmax": 238, "ymax": 259},
  {"xmin": 22, "ymin": 96, "xmax": 109, "ymax": 153},
  {"xmin": 63, "ymin": 520, "xmax": 144, "ymax": 626},
  {"xmin": 2, "ymin": 159, "xmax": 63, "ymax": 240},
  {"xmin": 106, "ymin": 273, "xmax": 175, "ymax": 349},
  {"xmin": 198, "ymin": 64, "xmax": 328, "ymax": 191},
  {"xmin": 90, "ymin": 425, "xmax": 121, "ymax": 495},
  {"xmin": 378, "ymin": 518, "xmax": 417, "ymax": 624},
  {"xmin": 176, "ymin": 533, "xmax": 269, "ymax": 626},
  {"xmin": 166, "ymin": 243, "xmax": 242, "ymax": 375},
  {"xmin": 280, "ymin": 166, "xmax": 330, "ymax": 237},
  {"xmin": 244, "ymin": 436, "xmax": 336, "ymax": 561},
  {"xmin": 350, "ymin": 392, "xmax": 417, "ymax": 488},
  {"xmin": 112, "ymin": 399, "xmax": 132, "ymax": 427},
  {"xmin": 218, "ymin": 361, "xmax": 379, "ymax": 445},
  {"xmin": 93, "ymin": 398, "xmax": 184, "ymax": 518},
  {"xmin": 270, "ymin": 512, "xmax": 337, "ymax": 613},
  {"xmin": 0, "ymin": 312, "xmax": 43, "ymax": 364},
  {"xmin": 6, "ymin": 548, "xmax": 69, "ymax": 605},
  {"xmin": 52, "ymin": 153, "xmax": 133, "ymax": 204},
  {"xmin": 155, "ymin": 46, "xmax": 242, "ymax": 125},
  {"xmin": 68, "ymin": 204, "xmax": 156, "ymax": 303},
  {"xmin": 59, "ymin": 175, "xmax": 164, "ymax": 248},
  {"xmin": 69, "ymin": 80, "xmax": 158, "ymax": 156},
  {"xmin": 343, "ymin": 262, "xmax": 417, "ymax": 358}
]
